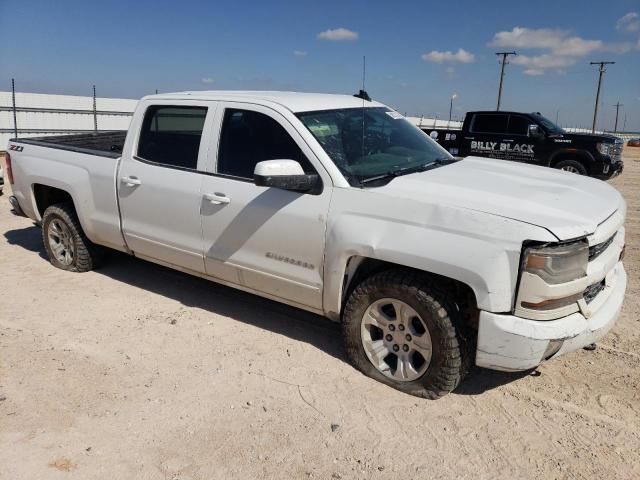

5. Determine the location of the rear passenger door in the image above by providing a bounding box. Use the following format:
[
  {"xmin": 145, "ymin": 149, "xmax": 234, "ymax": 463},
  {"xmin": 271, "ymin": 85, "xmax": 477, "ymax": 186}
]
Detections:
[
  {"xmin": 118, "ymin": 103, "xmax": 215, "ymax": 273},
  {"xmin": 465, "ymin": 113, "xmax": 509, "ymax": 160},
  {"xmin": 199, "ymin": 103, "xmax": 331, "ymax": 311}
]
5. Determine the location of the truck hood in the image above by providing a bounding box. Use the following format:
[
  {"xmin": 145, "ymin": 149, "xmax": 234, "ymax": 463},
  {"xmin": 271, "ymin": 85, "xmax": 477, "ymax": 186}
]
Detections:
[
  {"xmin": 376, "ymin": 156, "xmax": 623, "ymax": 240},
  {"xmin": 560, "ymin": 132, "xmax": 621, "ymax": 144}
]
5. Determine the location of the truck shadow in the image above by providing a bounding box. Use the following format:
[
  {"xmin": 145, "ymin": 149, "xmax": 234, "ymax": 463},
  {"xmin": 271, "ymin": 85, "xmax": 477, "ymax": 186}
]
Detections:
[
  {"xmin": 4, "ymin": 224, "xmax": 534, "ymax": 397},
  {"xmin": 4, "ymin": 223, "xmax": 49, "ymax": 260}
]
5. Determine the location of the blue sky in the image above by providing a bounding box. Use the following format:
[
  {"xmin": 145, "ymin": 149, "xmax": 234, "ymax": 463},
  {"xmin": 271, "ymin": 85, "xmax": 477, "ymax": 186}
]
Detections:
[{"xmin": 1, "ymin": 0, "xmax": 639, "ymax": 130}]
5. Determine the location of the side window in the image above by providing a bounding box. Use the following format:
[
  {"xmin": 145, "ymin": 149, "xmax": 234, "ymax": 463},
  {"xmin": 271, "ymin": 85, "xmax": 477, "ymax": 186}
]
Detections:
[
  {"xmin": 507, "ymin": 115, "xmax": 530, "ymax": 135},
  {"xmin": 471, "ymin": 114, "xmax": 508, "ymax": 134},
  {"xmin": 217, "ymin": 109, "xmax": 314, "ymax": 179},
  {"xmin": 137, "ymin": 106, "xmax": 207, "ymax": 169}
]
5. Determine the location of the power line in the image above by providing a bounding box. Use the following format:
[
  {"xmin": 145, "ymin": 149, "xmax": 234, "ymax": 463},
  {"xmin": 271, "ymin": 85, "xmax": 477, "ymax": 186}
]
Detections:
[
  {"xmin": 589, "ymin": 61, "xmax": 615, "ymax": 133},
  {"xmin": 495, "ymin": 51, "xmax": 517, "ymax": 111}
]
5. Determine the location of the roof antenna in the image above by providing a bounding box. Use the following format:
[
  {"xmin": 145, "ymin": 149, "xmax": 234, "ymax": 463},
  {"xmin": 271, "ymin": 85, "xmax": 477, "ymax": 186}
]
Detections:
[{"xmin": 354, "ymin": 55, "xmax": 371, "ymax": 101}]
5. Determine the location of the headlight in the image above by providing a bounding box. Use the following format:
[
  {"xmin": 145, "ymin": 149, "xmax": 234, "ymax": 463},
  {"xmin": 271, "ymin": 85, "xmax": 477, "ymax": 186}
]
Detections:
[
  {"xmin": 523, "ymin": 242, "xmax": 588, "ymax": 285},
  {"xmin": 596, "ymin": 142, "xmax": 611, "ymax": 155},
  {"xmin": 516, "ymin": 241, "xmax": 589, "ymax": 320}
]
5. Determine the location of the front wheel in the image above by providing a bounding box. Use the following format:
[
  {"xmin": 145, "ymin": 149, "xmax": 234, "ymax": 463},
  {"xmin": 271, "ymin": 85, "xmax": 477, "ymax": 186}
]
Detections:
[
  {"xmin": 555, "ymin": 159, "xmax": 587, "ymax": 175},
  {"xmin": 342, "ymin": 270, "xmax": 469, "ymax": 399}
]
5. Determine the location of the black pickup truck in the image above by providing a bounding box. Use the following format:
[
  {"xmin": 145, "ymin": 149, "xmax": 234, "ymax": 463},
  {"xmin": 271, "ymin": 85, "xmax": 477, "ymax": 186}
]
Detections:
[{"xmin": 420, "ymin": 111, "xmax": 624, "ymax": 179}]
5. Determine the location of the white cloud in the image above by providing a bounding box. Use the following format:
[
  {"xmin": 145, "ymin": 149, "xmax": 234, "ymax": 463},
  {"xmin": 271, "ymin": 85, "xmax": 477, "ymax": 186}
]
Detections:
[
  {"xmin": 293, "ymin": 50, "xmax": 308, "ymax": 57},
  {"xmin": 421, "ymin": 48, "xmax": 475, "ymax": 64},
  {"xmin": 512, "ymin": 53, "xmax": 577, "ymax": 71},
  {"xmin": 489, "ymin": 27, "xmax": 602, "ymax": 56},
  {"xmin": 616, "ymin": 12, "xmax": 640, "ymax": 32},
  {"xmin": 490, "ymin": 27, "xmax": 566, "ymax": 50},
  {"xmin": 201, "ymin": 77, "xmax": 214, "ymax": 84},
  {"xmin": 487, "ymin": 27, "xmax": 628, "ymax": 75},
  {"xmin": 317, "ymin": 28, "xmax": 358, "ymax": 41}
]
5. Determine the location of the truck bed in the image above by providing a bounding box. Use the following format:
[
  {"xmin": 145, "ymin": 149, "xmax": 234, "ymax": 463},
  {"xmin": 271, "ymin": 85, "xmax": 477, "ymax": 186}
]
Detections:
[{"xmin": 11, "ymin": 131, "xmax": 126, "ymax": 158}]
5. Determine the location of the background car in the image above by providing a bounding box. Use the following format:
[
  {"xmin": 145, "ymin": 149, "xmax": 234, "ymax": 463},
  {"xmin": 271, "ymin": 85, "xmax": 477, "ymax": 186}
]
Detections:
[{"xmin": 627, "ymin": 138, "xmax": 640, "ymax": 147}]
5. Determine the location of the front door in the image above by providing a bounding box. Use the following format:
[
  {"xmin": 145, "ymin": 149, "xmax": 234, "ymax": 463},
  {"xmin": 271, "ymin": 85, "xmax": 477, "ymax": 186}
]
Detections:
[
  {"xmin": 504, "ymin": 114, "xmax": 541, "ymax": 165},
  {"xmin": 199, "ymin": 103, "xmax": 331, "ymax": 310},
  {"xmin": 118, "ymin": 103, "xmax": 214, "ymax": 273}
]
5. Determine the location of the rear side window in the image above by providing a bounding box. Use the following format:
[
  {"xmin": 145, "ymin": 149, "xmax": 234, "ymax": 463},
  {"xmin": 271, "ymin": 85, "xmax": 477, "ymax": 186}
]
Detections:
[
  {"xmin": 507, "ymin": 115, "xmax": 530, "ymax": 135},
  {"xmin": 137, "ymin": 106, "xmax": 207, "ymax": 169},
  {"xmin": 471, "ymin": 114, "xmax": 508, "ymax": 134},
  {"xmin": 217, "ymin": 109, "xmax": 313, "ymax": 179}
]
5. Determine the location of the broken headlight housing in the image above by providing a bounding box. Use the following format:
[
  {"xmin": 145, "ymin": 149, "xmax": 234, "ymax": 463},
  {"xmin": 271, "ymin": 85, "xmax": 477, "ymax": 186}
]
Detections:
[{"xmin": 516, "ymin": 241, "xmax": 589, "ymax": 320}]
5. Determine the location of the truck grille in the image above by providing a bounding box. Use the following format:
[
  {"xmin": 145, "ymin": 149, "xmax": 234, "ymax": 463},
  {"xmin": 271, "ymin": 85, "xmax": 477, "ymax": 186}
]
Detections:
[
  {"xmin": 589, "ymin": 234, "xmax": 615, "ymax": 261},
  {"xmin": 584, "ymin": 280, "xmax": 606, "ymax": 304}
]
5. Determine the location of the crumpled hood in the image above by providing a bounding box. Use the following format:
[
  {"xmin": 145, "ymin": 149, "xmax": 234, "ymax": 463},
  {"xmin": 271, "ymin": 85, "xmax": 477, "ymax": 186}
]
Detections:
[{"xmin": 377, "ymin": 156, "xmax": 624, "ymax": 240}]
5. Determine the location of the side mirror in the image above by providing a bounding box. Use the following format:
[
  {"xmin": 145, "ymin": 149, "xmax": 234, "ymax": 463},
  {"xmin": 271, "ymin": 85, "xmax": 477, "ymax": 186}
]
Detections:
[
  {"xmin": 528, "ymin": 124, "xmax": 543, "ymax": 138},
  {"xmin": 254, "ymin": 160, "xmax": 319, "ymax": 193}
]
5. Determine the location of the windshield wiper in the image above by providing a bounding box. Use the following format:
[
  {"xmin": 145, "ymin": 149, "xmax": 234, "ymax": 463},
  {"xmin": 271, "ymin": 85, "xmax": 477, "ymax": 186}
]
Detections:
[{"xmin": 359, "ymin": 158, "xmax": 453, "ymax": 185}]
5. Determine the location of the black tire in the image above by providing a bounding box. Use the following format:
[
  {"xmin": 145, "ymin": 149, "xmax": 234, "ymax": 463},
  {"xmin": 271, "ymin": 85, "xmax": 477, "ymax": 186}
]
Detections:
[
  {"xmin": 41, "ymin": 202, "xmax": 103, "ymax": 272},
  {"xmin": 555, "ymin": 159, "xmax": 587, "ymax": 175},
  {"xmin": 342, "ymin": 269, "xmax": 470, "ymax": 399}
]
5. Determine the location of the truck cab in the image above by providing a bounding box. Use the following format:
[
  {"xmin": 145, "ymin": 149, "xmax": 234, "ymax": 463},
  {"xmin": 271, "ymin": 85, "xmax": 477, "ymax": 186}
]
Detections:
[{"xmin": 423, "ymin": 111, "xmax": 624, "ymax": 179}]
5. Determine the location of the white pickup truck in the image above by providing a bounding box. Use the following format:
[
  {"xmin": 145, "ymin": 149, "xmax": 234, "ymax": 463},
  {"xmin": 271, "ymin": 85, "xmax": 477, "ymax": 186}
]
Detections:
[{"xmin": 6, "ymin": 91, "xmax": 627, "ymax": 398}]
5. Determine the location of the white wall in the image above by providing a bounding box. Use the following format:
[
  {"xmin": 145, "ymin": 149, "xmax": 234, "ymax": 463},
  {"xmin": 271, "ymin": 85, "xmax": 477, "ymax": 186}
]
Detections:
[
  {"xmin": 0, "ymin": 91, "xmax": 137, "ymax": 147},
  {"xmin": 406, "ymin": 116, "xmax": 463, "ymax": 130}
]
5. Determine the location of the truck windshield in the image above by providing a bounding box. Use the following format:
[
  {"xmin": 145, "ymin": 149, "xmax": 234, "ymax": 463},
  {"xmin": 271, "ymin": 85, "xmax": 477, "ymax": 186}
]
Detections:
[
  {"xmin": 531, "ymin": 113, "xmax": 565, "ymax": 135},
  {"xmin": 297, "ymin": 107, "xmax": 452, "ymax": 186}
]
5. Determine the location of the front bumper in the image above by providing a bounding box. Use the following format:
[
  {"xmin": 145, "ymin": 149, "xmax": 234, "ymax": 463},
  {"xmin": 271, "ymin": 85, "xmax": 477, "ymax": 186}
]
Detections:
[
  {"xmin": 597, "ymin": 159, "xmax": 624, "ymax": 180},
  {"xmin": 476, "ymin": 262, "xmax": 626, "ymax": 371}
]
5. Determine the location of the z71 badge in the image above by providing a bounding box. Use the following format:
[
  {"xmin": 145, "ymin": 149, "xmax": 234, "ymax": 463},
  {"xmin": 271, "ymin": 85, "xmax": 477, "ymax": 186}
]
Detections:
[{"xmin": 9, "ymin": 144, "xmax": 24, "ymax": 152}]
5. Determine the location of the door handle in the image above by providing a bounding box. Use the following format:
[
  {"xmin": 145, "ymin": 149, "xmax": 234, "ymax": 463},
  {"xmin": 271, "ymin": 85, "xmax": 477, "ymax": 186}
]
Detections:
[
  {"xmin": 121, "ymin": 176, "xmax": 142, "ymax": 186},
  {"xmin": 203, "ymin": 193, "xmax": 231, "ymax": 205}
]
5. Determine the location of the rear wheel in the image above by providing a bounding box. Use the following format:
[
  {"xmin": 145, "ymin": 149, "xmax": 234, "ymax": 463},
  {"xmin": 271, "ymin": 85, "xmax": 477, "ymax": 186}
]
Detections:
[
  {"xmin": 342, "ymin": 270, "xmax": 469, "ymax": 399},
  {"xmin": 555, "ymin": 159, "xmax": 587, "ymax": 175},
  {"xmin": 41, "ymin": 203, "xmax": 103, "ymax": 272}
]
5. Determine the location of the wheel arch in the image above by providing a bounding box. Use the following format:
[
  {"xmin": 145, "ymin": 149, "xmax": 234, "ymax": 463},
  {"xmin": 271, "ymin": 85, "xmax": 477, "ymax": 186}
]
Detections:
[
  {"xmin": 548, "ymin": 149, "xmax": 594, "ymax": 173},
  {"xmin": 30, "ymin": 182, "xmax": 101, "ymax": 245},
  {"xmin": 332, "ymin": 255, "xmax": 479, "ymax": 330},
  {"xmin": 33, "ymin": 184, "xmax": 75, "ymax": 218}
]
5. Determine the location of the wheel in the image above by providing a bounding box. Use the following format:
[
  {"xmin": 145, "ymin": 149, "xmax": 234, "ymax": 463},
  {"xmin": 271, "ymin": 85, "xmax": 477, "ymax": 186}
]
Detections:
[
  {"xmin": 555, "ymin": 159, "xmax": 587, "ymax": 175},
  {"xmin": 41, "ymin": 202, "xmax": 103, "ymax": 272},
  {"xmin": 342, "ymin": 270, "xmax": 469, "ymax": 399}
]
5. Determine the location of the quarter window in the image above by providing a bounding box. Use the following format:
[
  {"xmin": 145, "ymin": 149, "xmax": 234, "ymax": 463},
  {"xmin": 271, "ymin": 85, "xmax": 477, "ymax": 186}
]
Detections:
[
  {"xmin": 217, "ymin": 109, "xmax": 313, "ymax": 179},
  {"xmin": 137, "ymin": 106, "xmax": 207, "ymax": 169},
  {"xmin": 471, "ymin": 114, "xmax": 508, "ymax": 134}
]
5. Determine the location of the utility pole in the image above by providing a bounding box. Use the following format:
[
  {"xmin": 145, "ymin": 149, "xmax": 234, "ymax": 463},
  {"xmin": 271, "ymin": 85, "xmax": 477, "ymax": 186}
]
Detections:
[
  {"xmin": 613, "ymin": 102, "xmax": 623, "ymax": 132},
  {"xmin": 11, "ymin": 78, "xmax": 18, "ymax": 138},
  {"xmin": 495, "ymin": 51, "xmax": 517, "ymax": 110},
  {"xmin": 92, "ymin": 84, "xmax": 98, "ymax": 132},
  {"xmin": 589, "ymin": 61, "xmax": 615, "ymax": 133},
  {"xmin": 449, "ymin": 92, "xmax": 457, "ymax": 121}
]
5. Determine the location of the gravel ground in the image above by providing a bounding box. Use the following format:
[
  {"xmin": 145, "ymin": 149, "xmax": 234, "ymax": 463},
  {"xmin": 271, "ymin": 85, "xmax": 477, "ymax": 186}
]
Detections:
[{"xmin": 0, "ymin": 149, "xmax": 639, "ymax": 479}]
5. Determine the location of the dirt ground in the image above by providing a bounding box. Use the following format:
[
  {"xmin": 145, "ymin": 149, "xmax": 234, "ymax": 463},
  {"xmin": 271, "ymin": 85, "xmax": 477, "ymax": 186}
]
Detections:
[{"xmin": 0, "ymin": 149, "xmax": 639, "ymax": 480}]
